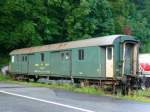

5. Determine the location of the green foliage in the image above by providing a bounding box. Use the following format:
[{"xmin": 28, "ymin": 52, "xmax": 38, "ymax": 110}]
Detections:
[
  {"xmin": 128, "ymin": 17, "xmax": 150, "ymax": 52},
  {"xmin": 0, "ymin": 0, "xmax": 150, "ymax": 56},
  {"xmin": 74, "ymin": 86, "xmax": 104, "ymax": 95},
  {"xmin": 108, "ymin": 0, "xmax": 150, "ymax": 52},
  {"xmin": 0, "ymin": 56, "xmax": 9, "ymax": 67},
  {"xmin": 0, "ymin": 74, "xmax": 10, "ymax": 81},
  {"xmin": 0, "ymin": 0, "xmax": 43, "ymax": 54},
  {"xmin": 135, "ymin": 89, "xmax": 150, "ymax": 97},
  {"xmin": 115, "ymin": 89, "xmax": 150, "ymax": 102}
]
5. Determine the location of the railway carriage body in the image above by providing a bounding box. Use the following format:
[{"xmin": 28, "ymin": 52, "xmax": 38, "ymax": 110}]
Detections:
[{"xmin": 9, "ymin": 35, "xmax": 139, "ymax": 84}]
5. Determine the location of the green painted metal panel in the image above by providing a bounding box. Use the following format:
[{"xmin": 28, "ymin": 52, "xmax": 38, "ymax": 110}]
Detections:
[
  {"xmin": 10, "ymin": 35, "xmax": 139, "ymax": 79},
  {"xmin": 28, "ymin": 54, "xmax": 36, "ymax": 75},
  {"xmin": 35, "ymin": 52, "xmax": 50, "ymax": 75},
  {"xmin": 10, "ymin": 55, "xmax": 19, "ymax": 73},
  {"xmin": 72, "ymin": 46, "xmax": 101, "ymax": 78},
  {"xmin": 100, "ymin": 47, "xmax": 106, "ymax": 77},
  {"xmin": 124, "ymin": 43, "xmax": 134, "ymax": 75},
  {"xmin": 50, "ymin": 51, "xmax": 71, "ymax": 77},
  {"xmin": 20, "ymin": 55, "xmax": 28, "ymax": 74},
  {"xmin": 17, "ymin": 55, "xmax": 22, "ymax": 74},
  {"xmin": 113, "ymin": 36, "xmax": 139, "ymax": 77},
  {"xmin": 113, "ymin": 38, "xmax": 122, "ymax": 77},
  {"xmin": 27, "ymin": 52, "xmax": 50, "ymax": 75}
]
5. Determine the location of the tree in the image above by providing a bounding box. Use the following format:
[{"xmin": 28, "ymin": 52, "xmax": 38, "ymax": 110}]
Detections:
[{"xmin": 0, "ymin": 0, "xmax": 150, "ymax": 55}]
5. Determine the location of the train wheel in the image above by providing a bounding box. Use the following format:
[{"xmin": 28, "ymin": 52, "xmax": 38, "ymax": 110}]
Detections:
[{"xmin": 113, "ymin": 84, "xmax": 121, "ymax": 95}]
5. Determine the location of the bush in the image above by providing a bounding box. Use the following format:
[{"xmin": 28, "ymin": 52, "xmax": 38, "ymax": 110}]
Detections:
[{"xmin": 0, "ymin": 74, "xmax": 10, "ymax": 81}]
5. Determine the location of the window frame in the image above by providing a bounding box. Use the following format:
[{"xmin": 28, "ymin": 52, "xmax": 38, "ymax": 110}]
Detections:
[
  {"xmin": 78, "ymin": 49, "xmax": 84, "ymax": 60},
  {"xmin": 65, "ymin": 52, "xmax": 70, "ymax": 60},
  {"xmin": 61, "ymin": 51, "xmax": 70, "ymax": 60},
  {"xmin": 61, "ymin": 52, "xmax": 65, "ymax": 60},
  {"xmin": 41, "ymin": 53, "xmax": 45, "ymax": 62},
  {"xmin": 107, "ymin": 47, "xmax": 112, "ymax": 60},
  {"xmin": 25, "ymin": 56, "xmax": 27, "ymax": 62},
  {"xmin": 22, "ymin": 55, "xmax": 24, "ymax": 62},
  {"xmin": 11, "ymin": 56, "xmax": 15, "ymax": 63}
]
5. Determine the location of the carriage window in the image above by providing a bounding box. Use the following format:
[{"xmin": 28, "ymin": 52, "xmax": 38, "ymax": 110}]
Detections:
[
  {"xmin": 22, "ymin": 56, "xmax": 24, "ymax": 61},
  {"xmin": 107, "ymin": 47, "xmax": 112, "ymax": 60},
  {"xmin": 78, "ymin": 49, "xmax": 84, "ymax": 60},
  {"xmin": 61, "ymin": 53, "xmax": 64, "ymax": 60},
  {"xmin": 65, "ymin": 52, "xmax": 70, "ymax": 60},
  {"xmin": 61, "ymin": 52, "xmax": 70, "ymax": 60},
  {"xmin": 25, "ymin": 56, "xmax": 27, "ymax": 61},
  {"xmin": 16, "ymin": 55, "xmax": 19, "ymax": 62},
  {"xmin": 11, "ymin": 56, "xmax": 15, "ymax": 63},
  {"xmin": 41, "ymin": 53, "xmax": 45, "ymax": 62}
]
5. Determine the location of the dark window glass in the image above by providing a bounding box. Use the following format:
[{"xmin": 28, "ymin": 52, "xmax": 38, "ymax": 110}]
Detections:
[
  {"xmin": 22, "ymin": 56, "xmax": 24, "ymax": 61},
  {"xmin": 41, "ymin": 53, "xmax": 44, "ymax": 62},
  {"xmin": 107, "ymin": 47, "xmax": 112, "ymax": 60},
  {"xmin": 78, "ymin": 49, "xmax": 84, "ymax": 60},
  {"xmin": 25, "ymin": 56, "xmax": 27, "ymax": 61},
  {"xmin": 61, "ymin": 53, "xmax": 64, "ymax": 60}
]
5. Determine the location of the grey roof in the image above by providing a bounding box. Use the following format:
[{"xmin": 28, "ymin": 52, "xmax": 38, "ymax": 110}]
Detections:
[{"xmin": 10, "ymin": 35, "xmax": 125, "ymax": 55}]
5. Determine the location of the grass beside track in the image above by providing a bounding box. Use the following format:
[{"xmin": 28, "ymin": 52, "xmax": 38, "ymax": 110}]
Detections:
[
  {"xmin": 0, "ymin": 74, "xmax": 11, "ymax": 81},
  {"xmin": 0, "ymin": 74, "xmax": 150, "ymax": 102},
  {"xmin": 9, "ymin": 81, "xmax": 105, "ymax": 96},
  {"xmin": 116, "ymin": 89, "xmax": 150, "ymax": 102}
]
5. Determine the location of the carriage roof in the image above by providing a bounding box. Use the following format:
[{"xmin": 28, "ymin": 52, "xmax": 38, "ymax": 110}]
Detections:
[{"xmin": 10, "ymin": 35, "xmax": 129, "ymax": 55}]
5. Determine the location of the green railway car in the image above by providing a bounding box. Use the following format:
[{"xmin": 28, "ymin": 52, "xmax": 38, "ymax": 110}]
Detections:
[{"xmin": 9, "ymin": 35, "xmax": 140, "ymax": 91}]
